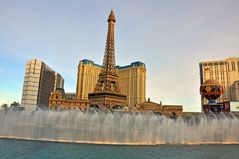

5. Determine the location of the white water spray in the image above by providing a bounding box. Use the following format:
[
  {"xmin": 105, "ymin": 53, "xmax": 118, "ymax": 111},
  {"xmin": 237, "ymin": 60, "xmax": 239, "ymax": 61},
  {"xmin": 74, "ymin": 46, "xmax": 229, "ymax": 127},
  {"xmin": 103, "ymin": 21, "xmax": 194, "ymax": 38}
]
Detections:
[{"xmin": 0, "ymin": 110, "xmax": 239, "ymax": 145}]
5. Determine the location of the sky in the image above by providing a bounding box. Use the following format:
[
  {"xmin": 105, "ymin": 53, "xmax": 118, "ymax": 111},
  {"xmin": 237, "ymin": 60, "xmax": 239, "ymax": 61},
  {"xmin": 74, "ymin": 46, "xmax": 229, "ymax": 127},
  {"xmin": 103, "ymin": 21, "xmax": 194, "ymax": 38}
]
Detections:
[{"xmin": 0, "ymin": 0, "xmax": 239, "ymax": 112}]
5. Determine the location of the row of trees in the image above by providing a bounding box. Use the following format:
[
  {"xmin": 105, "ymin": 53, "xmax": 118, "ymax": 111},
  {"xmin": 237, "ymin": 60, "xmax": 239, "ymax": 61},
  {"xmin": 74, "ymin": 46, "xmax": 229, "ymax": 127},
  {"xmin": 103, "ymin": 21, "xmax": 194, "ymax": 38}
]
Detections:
[{"xmin": 1, "ymin": 101, "xmax": 24, "ymax": 111}]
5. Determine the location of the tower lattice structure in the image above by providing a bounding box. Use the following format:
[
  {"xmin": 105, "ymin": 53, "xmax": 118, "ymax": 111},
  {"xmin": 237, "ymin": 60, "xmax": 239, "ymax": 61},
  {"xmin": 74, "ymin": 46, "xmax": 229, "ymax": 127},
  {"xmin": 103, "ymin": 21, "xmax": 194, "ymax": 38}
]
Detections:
[{"xmin": 88, "ymin": 10, "xmax": 127, "ymax": 108}]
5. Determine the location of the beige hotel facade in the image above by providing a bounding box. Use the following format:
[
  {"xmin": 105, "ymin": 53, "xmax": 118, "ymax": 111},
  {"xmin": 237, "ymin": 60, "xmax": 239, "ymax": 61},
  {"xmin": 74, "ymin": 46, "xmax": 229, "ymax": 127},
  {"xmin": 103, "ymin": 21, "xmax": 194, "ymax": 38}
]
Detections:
[
  {"xmin": 76, "ymin": 59, "xmax": 146, "ymax": 108},
  {"xmin": 199, "ymin": 57, "xmax": 239, "ymax": 105}
]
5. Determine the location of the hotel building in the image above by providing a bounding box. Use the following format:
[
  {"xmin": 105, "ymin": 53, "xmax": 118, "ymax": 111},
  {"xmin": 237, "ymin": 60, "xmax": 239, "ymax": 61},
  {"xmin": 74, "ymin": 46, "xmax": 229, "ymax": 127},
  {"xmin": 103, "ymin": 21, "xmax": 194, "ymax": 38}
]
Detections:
[
  {"xmin": 21, "ymin": 59, "xmax": 64, "ymax": 111},
  {"xmin": 199, "ymin": 57, "xmax": 239, "ymax": 105},
  {"xmin": 76, "ymin": 59, "xmax": 146, "ymax": 108}
]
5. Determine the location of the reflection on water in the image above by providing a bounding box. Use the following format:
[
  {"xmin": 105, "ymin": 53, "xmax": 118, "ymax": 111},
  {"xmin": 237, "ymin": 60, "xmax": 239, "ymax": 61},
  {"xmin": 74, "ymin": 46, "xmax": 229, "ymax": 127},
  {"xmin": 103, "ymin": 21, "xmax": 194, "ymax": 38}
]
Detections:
[{"xmin": 0, "ymin": 110, "xmax": 239, "ymax": 145}]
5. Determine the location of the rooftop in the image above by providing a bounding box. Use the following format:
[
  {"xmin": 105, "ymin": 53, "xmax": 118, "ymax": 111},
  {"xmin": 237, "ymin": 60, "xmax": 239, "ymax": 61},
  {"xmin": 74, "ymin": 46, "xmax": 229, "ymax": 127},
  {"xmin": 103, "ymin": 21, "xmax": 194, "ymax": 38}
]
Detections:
[
  {"xmin": 80, "ymin": 59, "xmax": 146, "ymax": 69},
  {"xmin": 199, "ymin": 56, "xmax": 239, "ymax": 64}
]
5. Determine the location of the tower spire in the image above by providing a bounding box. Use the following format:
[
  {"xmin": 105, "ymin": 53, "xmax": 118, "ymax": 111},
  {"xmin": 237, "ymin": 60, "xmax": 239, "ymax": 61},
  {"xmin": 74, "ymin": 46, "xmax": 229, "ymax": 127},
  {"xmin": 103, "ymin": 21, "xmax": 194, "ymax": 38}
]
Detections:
[
  {"xmin": 108, "ymin": 9, "xmax": 116, "ymax": 22},
  {"xmin": 88, "ymin": 10, "xmax": 127, "ymax": 109},
  {"xmin": 101, "ymin": 9, "xmax": 117, "ymax": 75}
]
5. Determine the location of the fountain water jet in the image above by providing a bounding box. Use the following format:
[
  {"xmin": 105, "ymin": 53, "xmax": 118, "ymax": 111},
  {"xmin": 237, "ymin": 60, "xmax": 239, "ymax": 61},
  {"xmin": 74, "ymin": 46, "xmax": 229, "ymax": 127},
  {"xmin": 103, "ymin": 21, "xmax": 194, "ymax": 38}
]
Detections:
[{"xmin": 0, "ymin": 110, "xmax": 239, "ymax": 145}]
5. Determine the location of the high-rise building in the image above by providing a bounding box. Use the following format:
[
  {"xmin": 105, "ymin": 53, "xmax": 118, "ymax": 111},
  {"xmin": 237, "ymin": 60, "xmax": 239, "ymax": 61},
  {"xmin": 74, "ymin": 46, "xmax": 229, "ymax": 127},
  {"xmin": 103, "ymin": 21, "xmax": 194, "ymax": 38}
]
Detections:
[
  {"xmin": 199, "ymin": 57, "xmax": 239, "ymax": 105},
  {"xmin": 54, "ymin": 73, "xmax": 64, "ymax": 91},
  {"xmin": 76, "ymin": 59, "xmax": 146, "ymax": 107},
  {"xmin": 21, "ymin": 59, "xmax": 64, "ymax": 111},
  {"xmin": 116, "ymin": 62, "xmax": 146, "ymax": 107}
]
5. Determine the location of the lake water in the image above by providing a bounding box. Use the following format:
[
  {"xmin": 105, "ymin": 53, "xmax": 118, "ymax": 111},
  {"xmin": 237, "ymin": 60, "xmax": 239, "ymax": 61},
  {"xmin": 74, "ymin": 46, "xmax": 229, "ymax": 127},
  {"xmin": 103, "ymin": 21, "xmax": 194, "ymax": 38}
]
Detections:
[{"xmin": 0, "ymin": 139, "xmax": 239, "ymax": 159}]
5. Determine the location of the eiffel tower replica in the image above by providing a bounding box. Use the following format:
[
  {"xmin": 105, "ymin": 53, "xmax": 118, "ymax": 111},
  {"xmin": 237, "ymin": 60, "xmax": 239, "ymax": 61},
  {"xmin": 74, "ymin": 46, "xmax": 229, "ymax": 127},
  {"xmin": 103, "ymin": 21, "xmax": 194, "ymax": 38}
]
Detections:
[{"xmin": 88, "ymin": 10, "xmax": 127, "ymax": 109}]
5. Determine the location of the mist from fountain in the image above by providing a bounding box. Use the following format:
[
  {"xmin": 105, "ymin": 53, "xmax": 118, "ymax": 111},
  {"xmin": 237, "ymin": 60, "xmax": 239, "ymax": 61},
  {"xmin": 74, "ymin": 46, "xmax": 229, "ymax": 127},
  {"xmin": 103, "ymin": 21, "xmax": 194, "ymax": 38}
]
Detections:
[{"xmin": 0, "ymin": 109, "xmax": 239, "ymax": 145}]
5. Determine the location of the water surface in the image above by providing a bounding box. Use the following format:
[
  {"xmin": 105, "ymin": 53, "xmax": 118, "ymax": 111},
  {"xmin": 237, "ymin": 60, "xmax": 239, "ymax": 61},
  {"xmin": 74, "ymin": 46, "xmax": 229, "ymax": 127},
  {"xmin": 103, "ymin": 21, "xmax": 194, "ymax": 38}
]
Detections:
[{"xmin": 1, "ymin": 139, "xmax": 239, "ymax": 159}]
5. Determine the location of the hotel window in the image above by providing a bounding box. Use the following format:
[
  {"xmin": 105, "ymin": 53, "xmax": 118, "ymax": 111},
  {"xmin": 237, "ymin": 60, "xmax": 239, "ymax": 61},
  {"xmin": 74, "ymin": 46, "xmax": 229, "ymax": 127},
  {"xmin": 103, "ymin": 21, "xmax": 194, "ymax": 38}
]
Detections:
[
  {"xmin": 221, "ymin": 72, "xmax": 224, "ymax": 81},
  {"xmin": 210, "ymin": 72, "xmax": 213, "ymax": 78},
  {"xmin": 227, "ymin": 73, "xmax": 229, "ymax": 82},
  {"xmin": 219, "ymin": 62, "xmax": 224, "ymax": 65},
  {"xmin": 231, "ymin": 61, "xmax": 236, "ymax": 71},
  {"xmin": 215, "ymin": 71, "xmax": 219, "ymax": 80}
]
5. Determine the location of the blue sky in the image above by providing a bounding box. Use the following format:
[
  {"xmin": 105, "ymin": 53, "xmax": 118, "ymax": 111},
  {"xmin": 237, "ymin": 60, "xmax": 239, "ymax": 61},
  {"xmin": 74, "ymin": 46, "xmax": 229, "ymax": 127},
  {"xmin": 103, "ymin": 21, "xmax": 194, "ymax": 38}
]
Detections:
[{"xmin": 0, "ymin": 0, "xmax": 239, "ymax": 111}]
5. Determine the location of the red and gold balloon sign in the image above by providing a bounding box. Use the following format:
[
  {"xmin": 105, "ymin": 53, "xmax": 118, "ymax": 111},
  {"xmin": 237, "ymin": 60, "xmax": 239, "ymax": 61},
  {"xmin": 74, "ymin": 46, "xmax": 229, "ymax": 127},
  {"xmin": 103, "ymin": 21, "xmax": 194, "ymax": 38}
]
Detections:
[{"xmin": 200, "ymin": 79, "xmax": 223, "ymax": 101}]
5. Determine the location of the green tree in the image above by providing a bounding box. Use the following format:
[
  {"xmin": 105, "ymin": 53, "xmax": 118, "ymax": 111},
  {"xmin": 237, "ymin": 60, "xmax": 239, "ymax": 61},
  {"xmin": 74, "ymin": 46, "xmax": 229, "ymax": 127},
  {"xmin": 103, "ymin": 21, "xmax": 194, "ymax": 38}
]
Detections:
[
  {"xmin": 1, "ymin": 103, "xmax": 9, "ymax": 111},
  {"xmin": 10, "ymin": 101, "xmax": 20, "ymax": 108},
  {"xmin": 10, "ymin": 101, "xmax": 21, "ymax": 111}
]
